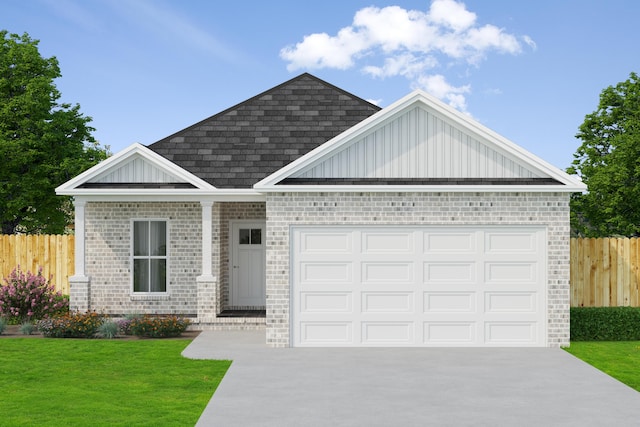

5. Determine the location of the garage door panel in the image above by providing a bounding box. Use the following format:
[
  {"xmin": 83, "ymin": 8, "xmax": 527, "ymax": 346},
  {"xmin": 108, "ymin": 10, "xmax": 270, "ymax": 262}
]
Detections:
[
  {"xmin": 362, "ymin": 291, "xmax": 414, "ymax": 312},
  {"xmin": 485, "ymin": 322, "xmax": 537, "ymax": 345},
  {"xmin": 424, "ymin": 262, "xmax": 476, "ymax": 283},
  {"xmin": 485, "ymin": 292, "xmax": 537, "ymax": 313},
  {"xmin": 361, "ymin": 231, "xmax": 414, "ymax": 253},
  {"xmin": 485, "ymin": 262, "xmax": 537, "ymax": 284},
  {"xmin": 362, "ymin": 322, "xmax": 414, "ymax": 344},
  {"xmin": 299, "ymin": 322, "xmax": 353, "ymax": 345},
  {"xmin": 424, "ymin": 322, "xmax": 476, "ymax": 344},
  {"xmin": 362, "ymin": 262, "xmax": 414, "ymax": 283},
  {"xmin": 299, "ymin": 262, "xmax": 353, "ymax": 284},
  {"xmin": 424, "ymin": 292, "xmax": 476, "ymax": 312},
  {"xmin": 298, "ymin": 232, "xmax": 353, "ymax": 254},
  {"xmin": 485, "ymin": 231, "xmax": 538, "ymax": 253},
  {"xmin": 300, "ymin": 292, "xmax": 353, "ymax": 313},
  {"xmin": 424, "ymin": 232, "xmax": 476, "ymax": 253}
]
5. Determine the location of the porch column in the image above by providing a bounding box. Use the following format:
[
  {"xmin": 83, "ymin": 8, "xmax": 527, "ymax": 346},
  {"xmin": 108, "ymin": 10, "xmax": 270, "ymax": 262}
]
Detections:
[
  {"xmin": 69, "ymin": 198, "xmax": 90, "ymax": 311},
  {"xmin": 196, "ymin": 200, "xmax": 216, "ymax": 322}
]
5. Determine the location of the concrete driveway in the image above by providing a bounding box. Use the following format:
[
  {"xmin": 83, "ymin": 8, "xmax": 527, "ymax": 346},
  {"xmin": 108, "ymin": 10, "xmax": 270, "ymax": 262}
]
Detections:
[{"xmin": 183, "ymin": 331, "xmax": 640, "ymax": 427}]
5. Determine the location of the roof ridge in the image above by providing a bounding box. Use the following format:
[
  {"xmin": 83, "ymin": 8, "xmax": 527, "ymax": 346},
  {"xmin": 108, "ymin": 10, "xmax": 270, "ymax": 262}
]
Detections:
[{"xmin": 148, "ymin": 73, "xmax": 380, "ymax": 148}]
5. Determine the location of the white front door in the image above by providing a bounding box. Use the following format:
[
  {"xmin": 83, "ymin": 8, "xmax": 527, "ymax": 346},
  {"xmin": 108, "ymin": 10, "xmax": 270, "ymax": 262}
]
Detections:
[{"xmin": 231, "ymin": 221, "xmax": 266, "ymax": 307}]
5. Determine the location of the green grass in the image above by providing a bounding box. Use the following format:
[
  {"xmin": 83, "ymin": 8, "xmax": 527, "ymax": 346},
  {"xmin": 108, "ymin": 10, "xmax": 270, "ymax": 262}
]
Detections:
[
  {"xmin": 564, "ymin": 341, "xmax": 640, "ymax": 391},
  {"xmin": 0, "ymin": 339, "xmax": 231, "ymax": 426}
]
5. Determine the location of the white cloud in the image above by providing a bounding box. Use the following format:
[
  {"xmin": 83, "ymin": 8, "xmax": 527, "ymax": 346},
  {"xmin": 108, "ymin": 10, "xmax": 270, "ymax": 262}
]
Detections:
[
  {"xmin": 523, "ymin": 35, "xmax": 537, "ymax": 51},
  {"xmin": 414, "ymin": 74, "xmax": 471, "ymax": 110},
  {"xmin": 428, "ymin": 0, "xmax": 476, "ymax": 32},
  {"xmin": 280, "ymin": 28, "xmax": 368, "ymax": 70},
  {"xmin": 280, "ymin": 0, "xmax": 533, "ymax": 112},
  {"xmin": 362, "ymin": 53, "xmax": 438, "ymax": 78}
]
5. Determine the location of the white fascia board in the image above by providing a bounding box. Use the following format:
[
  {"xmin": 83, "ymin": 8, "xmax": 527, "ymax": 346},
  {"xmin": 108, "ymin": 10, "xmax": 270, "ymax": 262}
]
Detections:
[
  {"xmin": 56, "ymin": 143, "xmax": 216, "ymax": 194},
  {"xmin": 255, "ymin": 184, "xmax": 585, "ymax": 193},
  {"xmin": 70, "ymin": 189, "xmax": 265, "ymax": 203}
]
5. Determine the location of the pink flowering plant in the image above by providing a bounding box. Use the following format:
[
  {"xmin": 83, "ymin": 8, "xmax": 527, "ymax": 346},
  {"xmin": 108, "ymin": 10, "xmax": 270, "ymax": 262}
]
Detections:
[{"xmin": 0, "ymin": 267, "xmax": 69, "ymax": 324}]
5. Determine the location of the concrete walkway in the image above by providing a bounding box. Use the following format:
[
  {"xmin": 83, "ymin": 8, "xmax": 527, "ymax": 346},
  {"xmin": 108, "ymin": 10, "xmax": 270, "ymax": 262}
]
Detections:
[{"xmin": 183, "ymin": 331, "xmax": 640, "ymax": 426}]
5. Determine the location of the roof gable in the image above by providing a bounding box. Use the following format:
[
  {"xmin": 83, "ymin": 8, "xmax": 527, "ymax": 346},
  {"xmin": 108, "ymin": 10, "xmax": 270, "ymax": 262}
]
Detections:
[
  {"xmin": 56, "ymin": 143, "xmax": 214, "ymax": 195},
  {"xmin": 291, "ymin": 103, "xmax": 542, "ymax": 180},
  {"xmin": 148, "ymin": 73, "xmax": 380, "ymax": 188},
  {"xmin": 256, "ymin": 90, "xmax": 586, "ymax": 192}
]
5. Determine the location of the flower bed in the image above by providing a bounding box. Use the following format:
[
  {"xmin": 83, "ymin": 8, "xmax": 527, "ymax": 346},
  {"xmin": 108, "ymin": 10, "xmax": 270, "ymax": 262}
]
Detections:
[
  {"xmin": 128, "ymin": 315, "xmax": 191, "ymax": 338},
  {"xmin": 38, "ymin": 311, "xmax": 103, "ymax": 338}
]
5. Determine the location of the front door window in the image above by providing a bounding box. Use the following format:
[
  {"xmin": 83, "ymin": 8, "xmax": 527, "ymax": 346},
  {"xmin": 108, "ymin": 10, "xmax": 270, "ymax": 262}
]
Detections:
[{"xmin": 239, "ymin": 228, "xmax": 262, "ymax": 245}]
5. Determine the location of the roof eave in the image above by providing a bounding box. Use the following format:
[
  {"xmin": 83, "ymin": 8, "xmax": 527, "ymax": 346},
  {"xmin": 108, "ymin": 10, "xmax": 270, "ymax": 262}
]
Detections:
[
  {"xmin": 58, "ymin": 188, "xmax": 266, "ymax": 202},
  {"xmin": 254, "ymin": 184, "xmax": 587, "ymax": 193}
]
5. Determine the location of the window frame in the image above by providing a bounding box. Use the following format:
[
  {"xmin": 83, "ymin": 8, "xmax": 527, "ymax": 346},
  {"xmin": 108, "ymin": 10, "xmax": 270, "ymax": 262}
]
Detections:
[{"xmin": 130, "ymin": 218, "xmax": 170, "ymax": 295}]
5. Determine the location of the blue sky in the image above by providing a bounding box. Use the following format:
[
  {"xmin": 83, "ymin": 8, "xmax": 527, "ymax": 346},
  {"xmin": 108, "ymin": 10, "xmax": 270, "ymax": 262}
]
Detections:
[{"xmin": 3, "ymin": 0, "xmax": 639, "ymax": 170}]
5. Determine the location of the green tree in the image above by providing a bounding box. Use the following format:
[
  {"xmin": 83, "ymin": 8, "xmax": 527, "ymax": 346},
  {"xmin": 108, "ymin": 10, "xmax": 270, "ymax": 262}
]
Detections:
[
  {"xmin": 0, "ymin": 31, "xmax": 108, "ymax": 234},
  {"xmin": 568, "ymin": 72, "xmax": 640, "ymax": 237}
]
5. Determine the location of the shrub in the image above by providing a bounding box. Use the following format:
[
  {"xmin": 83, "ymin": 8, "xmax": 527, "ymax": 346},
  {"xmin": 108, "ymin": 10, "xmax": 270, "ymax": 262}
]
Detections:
[
  {"xmin": 51, "ymin": 294, "xmax": 70, "ymax": 317},
  {"xmin": 570, "ymin": 307, "xmax": 640, "ymax": 341},
  {"xmin": 118, "ymin": 313, "xmax": 142, "ymax": 335},
  {"xmin": 0, "ymin": 267, "xmax": 69, "ymax": 323},
  {"xmin": 0, "ymin": 317, "xmax": 6, "ymax": 335},
  {"xmin": 97, "ymin": 320, "xmax": 119, "ymax": 339},
  {"xmin": 38, "ymin": 311, "xmax": 104, "ymax": 338},
  {"xmin": 129, "ymin": 315, "xmax": 190, "ymax": 338},
  {"xmin": 20, "ymin": 321, "xmax": 35, "ymax": 335}
]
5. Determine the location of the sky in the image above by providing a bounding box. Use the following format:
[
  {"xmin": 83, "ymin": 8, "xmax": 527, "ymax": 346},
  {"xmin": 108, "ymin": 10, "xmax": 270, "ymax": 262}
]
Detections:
[{"xmin": 3, "ymin": 0, "xmax": 639, "ymax": 170}]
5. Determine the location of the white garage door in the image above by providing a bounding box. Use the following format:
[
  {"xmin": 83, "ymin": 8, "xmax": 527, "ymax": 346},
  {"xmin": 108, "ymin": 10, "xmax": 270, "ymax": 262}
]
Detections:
[{"xmin": 291, "ymin": 226, "xmax": 547, "ymax": 347}]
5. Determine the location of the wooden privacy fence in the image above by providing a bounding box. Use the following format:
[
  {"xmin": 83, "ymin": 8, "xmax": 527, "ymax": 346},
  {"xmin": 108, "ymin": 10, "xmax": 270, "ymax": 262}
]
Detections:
[
  {"xmin": 0, "ymin": 235, "xmax": 74, "ymax": 295},
  {"xmin": 570, "ymin": 237, "xmax": 640, "ymax": 307},
  {"xmin": 0, "ymin": 234, "xmax": 638, "ymax": 306}
]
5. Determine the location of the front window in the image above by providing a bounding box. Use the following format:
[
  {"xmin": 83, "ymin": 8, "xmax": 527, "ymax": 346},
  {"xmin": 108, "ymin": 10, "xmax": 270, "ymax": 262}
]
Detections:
[{"xmin": 133, "ymin": 220, "xmax": 167, "ymax": 293}]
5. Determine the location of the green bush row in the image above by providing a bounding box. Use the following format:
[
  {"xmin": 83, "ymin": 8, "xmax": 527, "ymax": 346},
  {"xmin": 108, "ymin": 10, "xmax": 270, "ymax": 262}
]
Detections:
[
  {"xmin": 38, "ymin": 312, "xmax": 104, "ymax": 338},
  {"xmin": 570, "ymin": 307, "xmax": 640, "ymax": 341},
  {"xmin": 128, "ymin": 315, "xmax": 191, "ymax": 338},
  {"xmin": 35, "ymin": 312, "xmax": 191, "ymax": 339}
]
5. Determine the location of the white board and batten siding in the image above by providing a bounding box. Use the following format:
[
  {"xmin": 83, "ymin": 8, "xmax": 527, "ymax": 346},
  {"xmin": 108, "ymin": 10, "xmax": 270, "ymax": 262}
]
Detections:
[
  {"xmin": 91, "ymin": 155, "xmax": 185, "ymax": 184},
  {"xmin": 291, "ymin": 226, "xmax": 547, "ymax": 347},
  {"xmin": 291, "ymin": 105, "xmax": 542, "ymax": 180}
]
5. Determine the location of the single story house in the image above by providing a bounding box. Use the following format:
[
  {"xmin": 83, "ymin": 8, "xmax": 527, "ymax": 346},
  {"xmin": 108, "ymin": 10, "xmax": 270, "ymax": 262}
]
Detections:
[{"xmin": 57, "ymin": 73, "xmax": 586, "ymax": 347}]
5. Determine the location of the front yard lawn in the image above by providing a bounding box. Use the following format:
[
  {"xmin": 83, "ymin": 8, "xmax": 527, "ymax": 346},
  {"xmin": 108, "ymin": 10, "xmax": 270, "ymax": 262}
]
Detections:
[
  {"xmin": 0, "ymin": 339, "xmax": 230, "ymax": 426},
  {"xmin": 564, "ymin": 342, "xmax": 640, "ymax": 392}
]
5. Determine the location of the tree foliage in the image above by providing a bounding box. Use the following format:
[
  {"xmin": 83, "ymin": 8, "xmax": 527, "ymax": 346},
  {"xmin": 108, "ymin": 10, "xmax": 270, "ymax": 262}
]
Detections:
[
  {"xmin": 568, "ymin": 72, "xmax": 640, "ymax": 237},
  {"xmin": 0, "ymin": 31, "xmax": 108, "ymax": 234}
]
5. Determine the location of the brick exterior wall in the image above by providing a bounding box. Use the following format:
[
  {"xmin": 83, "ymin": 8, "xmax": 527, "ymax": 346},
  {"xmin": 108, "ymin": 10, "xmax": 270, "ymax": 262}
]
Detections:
[
  {"xmin": 82, "ymin": 201, "xmax": 267, "ymax": 318},
  {"xmin": 265, "ymin": 192, "xmax": 571, "ymax": 348},
  {"xmin": 84, "ymin": 202, "xmax": 201, "ymax": 316}
]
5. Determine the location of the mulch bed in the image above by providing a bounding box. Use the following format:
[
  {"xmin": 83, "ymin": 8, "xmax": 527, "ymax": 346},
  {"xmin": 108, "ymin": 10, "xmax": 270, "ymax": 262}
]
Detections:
[{"xmin": 0, "ymin": 324, "xmax": 201, "ymax": 340}]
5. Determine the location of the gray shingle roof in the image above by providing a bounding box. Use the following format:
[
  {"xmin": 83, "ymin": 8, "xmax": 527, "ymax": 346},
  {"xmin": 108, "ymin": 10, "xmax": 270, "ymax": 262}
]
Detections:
[{"xmin": 148, "ymin": 73, "xmax": 381, "ymax": 188}]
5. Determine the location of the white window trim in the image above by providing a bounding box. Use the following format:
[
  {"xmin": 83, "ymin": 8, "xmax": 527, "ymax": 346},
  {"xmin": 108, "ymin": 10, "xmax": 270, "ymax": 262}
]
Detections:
[{"xmin": 130, "ymin": 218, "xmax": 170, "ymax": 296}]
